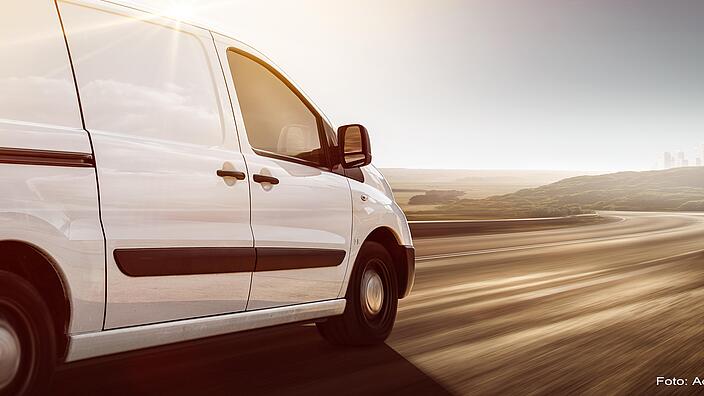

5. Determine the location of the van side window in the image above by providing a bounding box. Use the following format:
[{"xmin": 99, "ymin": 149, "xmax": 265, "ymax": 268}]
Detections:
[
  {"xmin": 227, "ymin": 50, "xmax": 323, "ymax": 166},
  {"xmin": 60, "ymin": 3, "xmax": 224, "ymax": 146}
]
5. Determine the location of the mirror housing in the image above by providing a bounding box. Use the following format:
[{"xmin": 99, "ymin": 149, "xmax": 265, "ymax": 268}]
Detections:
[{"xmin": 338, "ymin": 124, "xmax": 372, "ymax": 168}]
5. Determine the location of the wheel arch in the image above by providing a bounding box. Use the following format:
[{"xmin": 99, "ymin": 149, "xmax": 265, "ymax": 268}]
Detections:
[
  {"xmin": 361, "ymin": 227, "xmax": 415, "ymax": 299},
  {"xmin": 0, "ymin": 240, "xmax": 71, "ymax": 361}
]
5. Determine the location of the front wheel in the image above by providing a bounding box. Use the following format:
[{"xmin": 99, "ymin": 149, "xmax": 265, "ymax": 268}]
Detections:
[{"xmin": 317, "ymin": 242, "xmax": 398, "ymax": 345}]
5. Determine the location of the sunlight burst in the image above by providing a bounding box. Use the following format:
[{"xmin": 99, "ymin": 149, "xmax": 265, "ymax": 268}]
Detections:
[{"xmin": 163, "ymin": 2, "xmax": 195, "ymax": 21}]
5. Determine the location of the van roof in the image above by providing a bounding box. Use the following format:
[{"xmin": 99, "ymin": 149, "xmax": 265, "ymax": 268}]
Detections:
[{"xmin": 100, "ymin": 0, "xmax": 238, "ymax": 44}]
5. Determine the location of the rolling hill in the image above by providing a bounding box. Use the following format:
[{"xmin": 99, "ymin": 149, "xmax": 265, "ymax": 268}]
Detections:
[{"xmin": 408, "ymin": 167, "xmax": 704, "ymax": 220}]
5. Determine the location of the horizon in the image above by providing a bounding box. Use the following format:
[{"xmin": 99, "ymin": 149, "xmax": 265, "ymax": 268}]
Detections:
[{"xmin": 378, "ymin": 166, "xmax": 701, "ymax": 173}]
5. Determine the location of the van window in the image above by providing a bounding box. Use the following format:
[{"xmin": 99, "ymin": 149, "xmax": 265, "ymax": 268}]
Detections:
[
  {"xmin": 59, "ymin": 3, "xmax": 223, "ymax": 146},
  {"xmin": 227, "ymin": 50, "xmax": 323, "ymax": 165}
]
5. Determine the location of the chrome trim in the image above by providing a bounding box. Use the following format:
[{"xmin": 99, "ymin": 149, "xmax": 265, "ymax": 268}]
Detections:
[
  {"xmin": 0, "ymin": 320, "xmax": 21, "ymax": 389},
  {"xmin": 66, "ymin": 299, "xmax": 346, "ymax": 362},
  {"xmin": 361, "ymin": 268, "xmax": 383, "ymax": 316}
]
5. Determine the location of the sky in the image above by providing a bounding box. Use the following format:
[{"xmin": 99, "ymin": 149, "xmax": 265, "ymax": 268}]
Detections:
[{"xmin": 133, "ymin": 0, "xmax": 704, "ymax": 171}]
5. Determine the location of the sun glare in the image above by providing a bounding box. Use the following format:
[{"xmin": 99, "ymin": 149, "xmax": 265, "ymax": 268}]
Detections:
[{"xmin": 164, "ymin": 2, "xmax": 194, "ymax": 21}]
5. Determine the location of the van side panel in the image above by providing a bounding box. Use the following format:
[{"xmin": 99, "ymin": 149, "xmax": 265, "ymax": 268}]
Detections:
[{"xmin": 0, "ymin": 0, "xmax": 106, "ymax": 333}]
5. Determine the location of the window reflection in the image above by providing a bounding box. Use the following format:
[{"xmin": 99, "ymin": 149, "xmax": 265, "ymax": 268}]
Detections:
[
  {"xmin": 228, "ymin": 51, "xmax": 322, "ymax": 165},
  {"xmin": 344, "ymin": 126, "xmax": 366, "ymax": 164}
]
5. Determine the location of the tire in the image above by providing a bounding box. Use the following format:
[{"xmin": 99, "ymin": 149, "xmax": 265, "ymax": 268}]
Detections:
[
  {"xmin": 317, "ymin": 241, "xmax": 398, "ymax": 346},
  {"xmin": 0, "ymin": 271, "xmax": 56, "ymax": 396}
]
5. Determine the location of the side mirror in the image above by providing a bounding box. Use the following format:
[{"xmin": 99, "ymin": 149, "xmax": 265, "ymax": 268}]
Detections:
[{"xmin": 338, "ymin": 124, "xmax": 372, "ymax": 168}]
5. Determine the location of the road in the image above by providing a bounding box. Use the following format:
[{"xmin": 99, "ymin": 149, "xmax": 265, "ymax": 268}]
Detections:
[{"xmin": 53, "ymin": 212, "xmax": 704, "ymax": 395}]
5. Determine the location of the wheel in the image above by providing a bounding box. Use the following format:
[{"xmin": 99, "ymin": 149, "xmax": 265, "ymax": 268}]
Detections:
[
  {"xmin": 317, "ymin": 241, "xmax": 398, "ymax": 345},
  {"xmin": 0, "ymin": 271, "xmax": 56, "ymax": 396}
]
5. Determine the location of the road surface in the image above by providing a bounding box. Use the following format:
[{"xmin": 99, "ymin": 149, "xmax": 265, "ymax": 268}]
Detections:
[{"xmin": 53, "ymin": 212, "xmax": 704, "ymax": 395}]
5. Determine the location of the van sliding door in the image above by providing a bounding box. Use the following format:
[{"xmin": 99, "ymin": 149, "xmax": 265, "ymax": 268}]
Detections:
[{"xmin": 58, "ymin": 1, "xmax": 254, "ymax": 328}]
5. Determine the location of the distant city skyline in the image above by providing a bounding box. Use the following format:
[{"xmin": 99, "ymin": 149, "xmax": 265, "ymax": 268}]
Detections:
[{"xmin": 662, "ymin": 144, "xmax": 704, "ymax": 169}]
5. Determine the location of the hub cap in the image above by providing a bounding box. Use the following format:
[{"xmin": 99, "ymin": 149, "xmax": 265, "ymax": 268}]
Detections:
[
  {"xmin": 0, "ymin": 320, "xmax": 21, "ymax": 389},
  {"xmin": 361, "ymin": 267, "xmax": 384, "ymax": 316}
]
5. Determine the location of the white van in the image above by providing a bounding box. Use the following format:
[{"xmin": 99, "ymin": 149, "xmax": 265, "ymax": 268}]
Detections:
[{"xmin": 0, "ymin": 1, "xmax": 415, "ymax": 393}]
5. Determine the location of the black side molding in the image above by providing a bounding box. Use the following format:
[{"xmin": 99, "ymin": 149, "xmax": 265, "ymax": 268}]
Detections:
[
  {"xmin": 114, "ymin": 247, "xmax": 256, "ymax": 277},
  {"xmin": 255, "ymin": 248, "xmax": 346, "ymax": 272},
  {"xmin": 0, "ymin": 147, "xmax": 94, "ymax": 168},
  {"xmin": 114, "ymin": 247, "xmax": 346, "ymax": 277}
]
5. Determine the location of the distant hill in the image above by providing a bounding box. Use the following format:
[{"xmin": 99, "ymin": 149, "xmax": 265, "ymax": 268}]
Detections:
[
  {"xmin": 381, "ymin": 168, "xmax": 592, "ymax": 199},
  {"xmin": 413, "ymin": 167, "xmax": 704, "ymax": 220},
  {"xmin": 381, "ymin": 168, "xmax": 596, "ymax": 219},
  {"xmin": 408, "ymin": 190, "xmax": 465, "ymax": 205}
]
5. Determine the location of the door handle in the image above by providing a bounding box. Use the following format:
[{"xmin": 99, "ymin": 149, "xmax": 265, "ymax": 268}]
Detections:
[
  {"xmin": 217, "ymin": 169, "xmax": 246, "ymax": 180},
  {"xmin": 253, "ymin": 174, "xmax": 279, "ymax": 185}
]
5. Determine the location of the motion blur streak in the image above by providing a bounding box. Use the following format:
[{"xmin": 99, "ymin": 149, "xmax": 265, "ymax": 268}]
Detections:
[
  {"xmin": 53, "ymin": 212, "xmax": 704, "ymax": 395},
  {"xmin": 396, "ymin": 211, "xmax": 704, "ymax": 395}
]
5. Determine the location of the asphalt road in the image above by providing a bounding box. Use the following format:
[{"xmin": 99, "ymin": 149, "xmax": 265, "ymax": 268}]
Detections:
[{"xmin": 53, "ymin": 212, "xmax": 704, "ymax": 395}]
